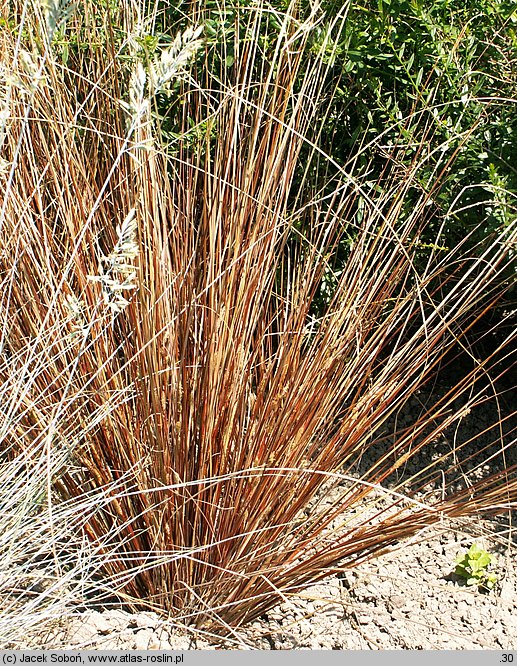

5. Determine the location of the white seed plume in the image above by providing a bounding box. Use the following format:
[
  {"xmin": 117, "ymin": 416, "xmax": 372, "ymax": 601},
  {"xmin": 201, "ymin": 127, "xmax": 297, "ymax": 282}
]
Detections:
[
  {"xmin": 88, "ymin": 209, "xmax": 139, "ymax": 314},
  {"xmin": 123, "ymin": 26, "xmax": 203, "ymax": 123},
  {"xmin": 64, "ymin": 294, "xmax": 88, "ymax": 342},
  {"xmin": 149, "ymin": 25, "xmax": 204, "ymax": 94},
  {"xmin": 127, "ymin": 61, "xmax": 148, "ymax": 119},
  {"xmin": 40, "ymin": 0, "xmax": 76, "ymax": 42}
]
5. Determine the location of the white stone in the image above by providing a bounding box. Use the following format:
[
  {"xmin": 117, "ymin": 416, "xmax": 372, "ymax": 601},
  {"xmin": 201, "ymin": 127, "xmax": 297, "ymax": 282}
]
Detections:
[
  {"xmin": 134, "ymin": 612, "xmax": 161, "ymax": 629},
  {"xmin": 134, "ymin": 628, "xmax": 160, "ymax": 650}
]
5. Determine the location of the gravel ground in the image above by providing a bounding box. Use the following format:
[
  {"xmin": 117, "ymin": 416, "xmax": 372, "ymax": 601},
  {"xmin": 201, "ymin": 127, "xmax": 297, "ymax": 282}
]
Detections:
[{"xmin": 22, "ymin": 515, "xmax": 515, "ymax": 650}]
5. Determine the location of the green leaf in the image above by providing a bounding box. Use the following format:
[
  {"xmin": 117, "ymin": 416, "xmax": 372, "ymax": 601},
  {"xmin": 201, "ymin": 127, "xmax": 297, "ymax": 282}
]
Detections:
[{"xmin": 477, "ymin": 552, "xmax": 491, "ymax": 568}]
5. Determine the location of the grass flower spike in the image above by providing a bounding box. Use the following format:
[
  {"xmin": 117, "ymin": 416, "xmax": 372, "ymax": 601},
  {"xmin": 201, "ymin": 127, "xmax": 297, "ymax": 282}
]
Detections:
[
  {"xmin": 149, "ymin": 26, "xmax": 203, "ymax": 95},
  {"xmin": 88, "ymin": 209, "xmax": 139, "ymax": 314}
]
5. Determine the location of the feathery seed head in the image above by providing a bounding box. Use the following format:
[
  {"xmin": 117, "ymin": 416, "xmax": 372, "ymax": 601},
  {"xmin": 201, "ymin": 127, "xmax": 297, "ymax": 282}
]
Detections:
[
  {"xmin": 88, "ymin": 209, "xmax": 139, "ymax": 314},
  {"xmin": 123, "ymin": 26, "xmax": 202, "ymax": 125},
  {"xmin": 127, "ymin": 61, "xmax": 148, "ymax": 120},
  {"xmin": 64, "ymin": 294, "xmax": 88, "ymax": 342},
  {"xmin": 39, "ymin": 0, "xmax": 76, "ymax": 42},
  {"xmin": 149, "ymin": 25, "xmax": 203, "ymax": 94}
]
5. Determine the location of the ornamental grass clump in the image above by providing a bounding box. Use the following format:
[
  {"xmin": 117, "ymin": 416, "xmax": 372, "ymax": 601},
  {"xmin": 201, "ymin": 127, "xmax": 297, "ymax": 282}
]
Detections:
[{"xmin": 0, "ymin": 0, "xmax": 515, "ymax": 639}]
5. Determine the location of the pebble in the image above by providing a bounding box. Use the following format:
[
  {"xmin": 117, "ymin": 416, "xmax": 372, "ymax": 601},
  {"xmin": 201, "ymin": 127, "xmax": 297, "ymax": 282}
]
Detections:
[
  {"xmin": 134, "ymin": 629, "xmax": 160, "ymax": 650},
  {"xmin": 500, "ymin": 578, "xmax": 515, "ymax": 604},
  {"xmin": 389, "ymin": 595, "xmax": 406, "ymax": 609},
  {"xmin": 134, "ymin": 612, "xmax": 161, "ymax": 629}
]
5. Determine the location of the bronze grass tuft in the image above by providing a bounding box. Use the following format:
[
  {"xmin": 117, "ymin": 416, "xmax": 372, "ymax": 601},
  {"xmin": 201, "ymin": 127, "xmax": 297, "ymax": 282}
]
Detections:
[{"xmin": 0, "ymin": 0, "xmax": 515, "ymax": 635}]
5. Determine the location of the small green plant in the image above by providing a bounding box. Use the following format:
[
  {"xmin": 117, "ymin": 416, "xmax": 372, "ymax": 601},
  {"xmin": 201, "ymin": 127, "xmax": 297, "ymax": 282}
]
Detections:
[{"xmin": 455, "ymin": 544, "xmax": 498, "ymax": 591}]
